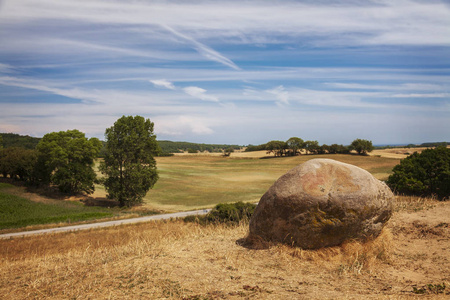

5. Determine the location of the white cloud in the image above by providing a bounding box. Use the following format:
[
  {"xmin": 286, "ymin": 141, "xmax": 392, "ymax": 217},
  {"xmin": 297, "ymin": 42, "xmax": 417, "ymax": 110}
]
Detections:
[
  {"xmin": 155, "ymin": 115, "xmax": 214, "ymax": 136},
  {"xmin": 0, "ymin": 63, "xmax": 16, "ymax": 74},
  {"xmin": 391, "ymin": 93, "xmax": 450, "ymax": 98},
  {"xmin": 149, "ymin": 79, "xmax": 175, "ymax": 90},
  {"xmin": 0, "ymin": 0, "xmax": 449, "ymax": 145},
  {"xmin": 266, "ymin": 85, "xmax": 289, "ymax": 105},
  {"xmin": 161, "ymin": 25, "xmax": 241, "ymax": 70},
  {"xmin": 183, "ymin": 86, "xmax": 219, "ymax": 102},
  {"xmin": 326, "ymin": 82, "xmax": 447, "ymax": 92},
  {"xmin": 1, "ymin": 0, "xmax": 449, "ymax": 47}
]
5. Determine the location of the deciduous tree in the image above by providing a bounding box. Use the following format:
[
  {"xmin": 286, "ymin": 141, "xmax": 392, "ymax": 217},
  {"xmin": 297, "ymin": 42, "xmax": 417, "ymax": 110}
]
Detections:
[
  {"xmin": 350, "ymin": 138, "xmax": 374, "ymax": 155},
  {"xmin": 0, "ymin": 147, "xmax": 37, "ymax": 181},
  {"xmin": 304, "ymin": 140, "xmax": 320, "ymax": 154},
  {"xmin": 266, "ymin": 140, "xmax": 288, "ymax": 157},
  {"xmin": 36, "ymin": 130, "xmax": 102, "ymax": 194},
  {"xmin": 100, "ymin": 116, "xmax": 159, "ymax": 207},
  {"xmin": 286, "ymin": 137, "xmax": 304, "ymax": 156}
]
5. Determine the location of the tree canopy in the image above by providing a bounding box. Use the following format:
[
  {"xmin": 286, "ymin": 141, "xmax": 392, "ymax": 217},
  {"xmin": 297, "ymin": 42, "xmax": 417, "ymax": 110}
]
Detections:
[
  {"xmin": 100, "ymin": 116, "xmax": 159, "ymax": 207},
  {"xmin": 266, "ymin": 140, "xmax": 288, "ymax": 157},
  {"xmin": 387, "ymin": 146, "xmax": 450, "ymax": 200},
  {"xmin": 286, "ymin": 137, "xmax": 305, "ymax": 156},
  {"xmin": 0, "ymin": 133, "xmax": 40, "ymax": 149},
  {"xmin": 350, "ymin": 139, "xmax": 374, "ymax": 155},
  {"xmin": 304, "ymin": 140, "xmax": 320, "ymax": 154},
  {"xmin": 36, "ymin": 130, "xmax": 102, "ymax": 194},
  {"xmin": 0, "ymin": 147, "xmax": 37, "ymax": 181}
]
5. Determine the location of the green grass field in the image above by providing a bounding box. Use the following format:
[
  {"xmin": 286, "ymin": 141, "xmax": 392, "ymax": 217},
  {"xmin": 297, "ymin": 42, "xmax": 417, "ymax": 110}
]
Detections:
[
  {"xmin": 1, "ymin": 154, "xmax": 400, "ymax": 230},
  {"xmin": 142, "ymin": 154, "xmax": 400, "ymax": 211},
  {"xmin": 0, "ymin": 183, "xmax": 115, "ymax": 230}
]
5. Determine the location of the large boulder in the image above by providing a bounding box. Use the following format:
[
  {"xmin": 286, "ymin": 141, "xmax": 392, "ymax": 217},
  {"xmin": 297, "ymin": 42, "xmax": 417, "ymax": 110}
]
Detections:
[{"xmin": 248, "ymin": 159, "xmax": 394, "ymax": 249}]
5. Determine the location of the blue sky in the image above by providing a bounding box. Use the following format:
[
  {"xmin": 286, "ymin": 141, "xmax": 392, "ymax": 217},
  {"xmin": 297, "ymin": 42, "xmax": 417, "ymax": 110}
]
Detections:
[{"xmin": 1, "ymin": 0, "xmax": 449, "ymax": 145}]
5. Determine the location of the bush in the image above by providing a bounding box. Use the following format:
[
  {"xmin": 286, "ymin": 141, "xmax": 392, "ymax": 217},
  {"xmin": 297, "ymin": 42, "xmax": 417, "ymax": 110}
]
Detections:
[
  {"xmin": 184, "ymin": 202, "xmax": 257, "ymax": 225},
  {"xmin": 387, "ymin": 146, "xmax": 450, "ymax": 200}
]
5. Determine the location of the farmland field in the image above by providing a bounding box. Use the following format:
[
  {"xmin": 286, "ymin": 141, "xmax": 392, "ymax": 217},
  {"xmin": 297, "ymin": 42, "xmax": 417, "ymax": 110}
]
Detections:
[
  {"xmin": 2, "ymin": 153, "xmax": 400, "ymax": 231},
  {"xmin": 2, "ymin": 152, "xmax": 449, "ymax": 299},
  {"xmin": 134, "ymin": 154, "xmax": 400, "ymax": 211}
]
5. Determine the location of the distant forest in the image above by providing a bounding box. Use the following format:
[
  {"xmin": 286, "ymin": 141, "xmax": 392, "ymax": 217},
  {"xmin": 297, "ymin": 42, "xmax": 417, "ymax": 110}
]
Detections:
[
  {"xmin": 0, "ymin": 133, "xmax": 41, "ymax": 149},
  {"xmin": 0, "ymin": 133, "xmax": 447, "ymax": 155},
  {"xmin": 0, "ymin": 133, "xmax": 241, "ymax": 155}
]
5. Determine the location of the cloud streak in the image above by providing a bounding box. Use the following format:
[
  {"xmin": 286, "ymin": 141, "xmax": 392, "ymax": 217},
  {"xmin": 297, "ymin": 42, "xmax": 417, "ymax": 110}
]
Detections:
[
  {"xmin": 183, "ymin": 86, "xmax": 219, "ymax": 102},
  {"xmin": 0, "ymin": 0, "xmax": 449, "ymax": 144},
  {"xmin": 266, "ymin": 85, "xmax": 290, "ymax": 106},
  {"xmin": 160, "ymin": 25, "xmax": 241, "ymax": 70}
]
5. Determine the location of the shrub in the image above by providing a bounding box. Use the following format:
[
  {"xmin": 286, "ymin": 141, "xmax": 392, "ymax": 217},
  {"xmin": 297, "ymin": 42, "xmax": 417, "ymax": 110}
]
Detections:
[
  {"xmin": 185, "ymin": 202, "xmax": 257, "ymax": 225},
  {"xmin": 387, "ymin": 146, "xmax": 450, "ymax": 200},
  {"xmin": 206, "ymin": 202, "xmax": 256, "ymax": 224}
]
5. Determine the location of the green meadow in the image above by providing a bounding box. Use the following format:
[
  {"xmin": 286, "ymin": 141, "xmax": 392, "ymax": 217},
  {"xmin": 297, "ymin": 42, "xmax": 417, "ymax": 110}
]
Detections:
[{"xmin": 0, "ymin": 183, "xmax": 114, "ymax": 231}]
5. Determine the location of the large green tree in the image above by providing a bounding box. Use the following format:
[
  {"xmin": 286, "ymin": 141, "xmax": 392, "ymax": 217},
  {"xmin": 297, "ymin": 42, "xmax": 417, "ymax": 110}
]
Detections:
[
  {"xmin": 387, "ymin": 146, "xmax": 450, "ymax": 200},
  {"xmin": 100, "ymin": 116, "xmax": 159, "ymax": 207},
  {"xmin": 36, "ymin": 130, "xmax": 102, "ymax": 194},
  {"xmin": 286, "ymin": 137, "xmax": 304, "ymax": 156},
  {"xmin": 266, "ymin": 140, "xmax": 288, "ymax": 157},
  {"xmin": 350, "ymin": 138, "xmax": 374, "ymax": 155},
  {"xmin": 0, "ymin": 147, "xmax": 37, "ymax": 181},
  {"xmin": 304, "ymin": 140, "xmax": 320, "ymax": 154}
]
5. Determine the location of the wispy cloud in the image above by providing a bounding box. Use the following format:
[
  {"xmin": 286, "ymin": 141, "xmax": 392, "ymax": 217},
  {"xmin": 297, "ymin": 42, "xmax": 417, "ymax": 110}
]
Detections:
[
  {"xmin": 161, "ymin": 25, "xmax": 240, "ymax": 70},
  {"xmin": 155, "ymin": 115, "xmax": 214, "ymax": 136},
  {"xmin": 266, "ymin": 85, "xmax": 289, "ymax": 106},
  {"xmin": 150, "ymin": 79, "xmax": 175, "ymax": 90},
  {"xmin": 392, "ymin": 93, "xmax": 450, "ymax": 98},
  {"xmin": 183, "ymin": 86, "xmax": 219, "ymax": 102},
  {"xmin": 0, "ymin": 0, "xmax": 449, "ymax": 144},
  {"xmin": 2, "ymin": 0, "xmax": 449, "ymax": 47}
]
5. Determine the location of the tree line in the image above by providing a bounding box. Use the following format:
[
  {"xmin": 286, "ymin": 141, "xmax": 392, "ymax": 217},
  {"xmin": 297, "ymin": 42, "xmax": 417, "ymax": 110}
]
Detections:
[
  {"xmin": 0, "ymin": 116, "xmax": 159, "ymax": 207},
  {"xmin": 0, "ymin": 133, "xmax": 241, "ymax": 156},
  {"xmin": 0, "ymin": 133, "xmax": 41, "ymax": 149},
  {"xmin": 246, "ymin": 137, "xmax": 374, "ymax": 156},
  {"xmin": 158, "ymin": 141, "xmax": 241, "ymax": 155}
]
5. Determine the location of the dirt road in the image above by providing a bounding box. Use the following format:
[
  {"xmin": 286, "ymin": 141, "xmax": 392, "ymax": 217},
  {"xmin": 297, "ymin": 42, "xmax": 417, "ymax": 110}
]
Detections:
[{"xmin": 0, "ymin": 209, "xmax": 211, "ymax": 239}]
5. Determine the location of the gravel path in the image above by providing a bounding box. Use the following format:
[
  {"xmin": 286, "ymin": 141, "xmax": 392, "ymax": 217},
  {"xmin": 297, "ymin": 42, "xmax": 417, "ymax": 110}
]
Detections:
[{"xmin": 0, "ymin": 209, "xmax": 211, "ymax": 239}]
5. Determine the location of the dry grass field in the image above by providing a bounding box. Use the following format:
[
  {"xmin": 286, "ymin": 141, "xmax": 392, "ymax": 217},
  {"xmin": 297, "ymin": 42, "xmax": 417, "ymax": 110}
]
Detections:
[
  {"xmin": 1, "ymin": 150, "xmax": 448, "ymax": 298},
  {"xmin": 2, "ymin": 152, "xmax": 399, "ymax": 233},
  {"xmin": 129, "ymin": 153, "xmax": 399, "ymax": 212},
  {"xmin": 1, "ymin": 195, "xmax": 449, "ymax": 299}
]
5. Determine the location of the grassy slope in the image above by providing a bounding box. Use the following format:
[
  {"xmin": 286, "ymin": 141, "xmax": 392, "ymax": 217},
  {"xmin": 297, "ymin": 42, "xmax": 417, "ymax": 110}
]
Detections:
[
  {"xmin": 143, "ymin": 154, "xmax": 399, "ymax": 211},
  {"xmin": 1, "ymin": 154, "xmax": 399, "ymax": 230},
  {"xmin": 0, "ymin": 183, "xmax": 113, "ymax": 230}
]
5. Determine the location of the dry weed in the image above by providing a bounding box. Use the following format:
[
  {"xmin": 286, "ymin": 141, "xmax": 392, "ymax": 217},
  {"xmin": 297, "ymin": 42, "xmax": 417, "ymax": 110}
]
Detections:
[
  {"xmin": 394, "ymin": 195, "xmax": 438, "ymax": 212},
  {"xmin": 1, "ymin": 199, "xmax": 448, "ymax": 299},
  {"xmin": 289, "ymin": 228, "xmax": 393, "ymax": 275}
]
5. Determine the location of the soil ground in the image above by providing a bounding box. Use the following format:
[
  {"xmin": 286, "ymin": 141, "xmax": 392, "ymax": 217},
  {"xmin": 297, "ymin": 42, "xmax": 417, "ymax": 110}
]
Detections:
[{"xmin": 0, "ymin": 196, "xmax": 448, "ymax": 299}]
